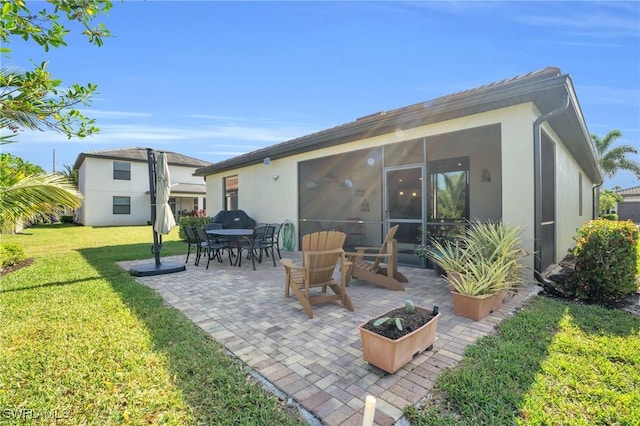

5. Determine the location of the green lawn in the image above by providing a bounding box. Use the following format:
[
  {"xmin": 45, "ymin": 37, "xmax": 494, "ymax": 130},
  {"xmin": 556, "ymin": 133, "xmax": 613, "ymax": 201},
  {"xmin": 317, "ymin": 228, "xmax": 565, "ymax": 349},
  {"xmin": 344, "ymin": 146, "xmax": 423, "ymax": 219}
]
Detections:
[
  {"xmin": 405, "ymin": 296, "xmax": 640, "ymax": 425},
  {"xmin": 2, "ymin": 225, "xmax": 639, "ymax": 425},
  {"xmin": 0, "ymin": 224, "xmax": 304, "ymax": 425}
]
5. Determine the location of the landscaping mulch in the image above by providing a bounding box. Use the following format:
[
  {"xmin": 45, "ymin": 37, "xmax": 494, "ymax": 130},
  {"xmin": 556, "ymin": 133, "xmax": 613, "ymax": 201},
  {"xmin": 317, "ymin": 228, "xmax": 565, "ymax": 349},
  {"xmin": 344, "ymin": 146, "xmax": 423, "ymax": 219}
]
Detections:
[{"xmin": 0, "ymin": 258, "xmax": 33, "ymax": 278}]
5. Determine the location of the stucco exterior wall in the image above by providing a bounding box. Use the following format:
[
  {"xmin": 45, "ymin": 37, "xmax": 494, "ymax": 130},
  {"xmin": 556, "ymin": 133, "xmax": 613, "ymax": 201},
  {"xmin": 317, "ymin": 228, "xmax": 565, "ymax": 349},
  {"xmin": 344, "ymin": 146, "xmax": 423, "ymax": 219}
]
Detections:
[
  {"xmin": 79, "ymin": 157, "xmax": 205, "ymax": 226},
  {"xmin": 203, "ymin": 102, "xmax": 592, "ymax": 264},
  {"xmin": 545, "ymin": 124, "xmax": 596, "ymax": 259}
]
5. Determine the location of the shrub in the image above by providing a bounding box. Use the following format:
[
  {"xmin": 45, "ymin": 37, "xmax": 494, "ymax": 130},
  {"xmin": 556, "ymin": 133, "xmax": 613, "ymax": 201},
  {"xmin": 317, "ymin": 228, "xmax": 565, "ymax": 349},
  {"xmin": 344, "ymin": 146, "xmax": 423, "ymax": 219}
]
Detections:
[
  {"xmin": 600, "ymin": 213, "xmax": 618, "ymax": 221},
  {"xmin": 572, "ymin": 219, "xmax": 638, "ymax": 303},
  {"xmin": 0, "ymin": 243, "xmax": 26, "ymax": 268},
  {"xmin": 178, "ymin": 216, "xmax": 211, "ymax": 240}
]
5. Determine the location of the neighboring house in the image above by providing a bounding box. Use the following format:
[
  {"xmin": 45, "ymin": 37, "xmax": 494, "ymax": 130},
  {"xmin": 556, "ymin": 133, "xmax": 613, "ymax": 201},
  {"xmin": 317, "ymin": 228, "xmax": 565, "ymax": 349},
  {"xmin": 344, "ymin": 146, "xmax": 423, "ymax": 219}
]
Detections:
[
  {"xmin": 617, "ymin": 186, "xmax": 640, "ymax": 224},
  {"xmin": 194, "ymin": 67, "xmax": 603, "ymax": 276},
  {"xmin": 74, "ymin": 147, "xmax": 210, "ymax": 227}
]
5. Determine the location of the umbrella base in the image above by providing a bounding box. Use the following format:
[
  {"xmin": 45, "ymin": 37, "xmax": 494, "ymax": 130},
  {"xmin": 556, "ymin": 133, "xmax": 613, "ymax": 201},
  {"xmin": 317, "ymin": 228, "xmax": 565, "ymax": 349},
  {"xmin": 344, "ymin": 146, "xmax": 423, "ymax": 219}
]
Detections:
[{"xmin": 130, "ymin": 261, "xmax": 186, "ymax": 277}]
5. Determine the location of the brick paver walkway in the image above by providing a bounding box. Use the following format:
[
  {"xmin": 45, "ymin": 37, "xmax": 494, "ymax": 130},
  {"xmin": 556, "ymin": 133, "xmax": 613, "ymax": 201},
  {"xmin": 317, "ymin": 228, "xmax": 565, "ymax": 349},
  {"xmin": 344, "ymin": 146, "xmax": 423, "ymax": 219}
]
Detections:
[{"xmin": 120, "ymin": 251, "xmax": 539, "ymax": 426}]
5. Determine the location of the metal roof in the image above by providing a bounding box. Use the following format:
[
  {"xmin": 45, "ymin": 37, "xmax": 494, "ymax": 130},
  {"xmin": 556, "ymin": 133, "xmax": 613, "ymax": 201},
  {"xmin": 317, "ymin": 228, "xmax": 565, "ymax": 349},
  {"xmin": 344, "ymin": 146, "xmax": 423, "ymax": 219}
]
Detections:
[
  {"xmin": 618, "ymin": 186, "xmax": 640, "ymax": 196},
  {"xmin": 73, "ymin": 147, "xmax": 210, "ymax": 170},
  {"xmin": 193, "ymin": 66, "xmax": 602, "ymax": 184}
]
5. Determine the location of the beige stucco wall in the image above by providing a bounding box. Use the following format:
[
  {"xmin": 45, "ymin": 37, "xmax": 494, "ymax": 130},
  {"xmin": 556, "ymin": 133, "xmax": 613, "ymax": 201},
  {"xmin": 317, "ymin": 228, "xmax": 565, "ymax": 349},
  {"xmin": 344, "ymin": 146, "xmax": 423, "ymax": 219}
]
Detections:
[
  {"xmin": 545, "ymin": 123, "xmax": 596, "ymax": 258},
  {"xmin": 203, "ymin": 102, "xmax": 594, "ymax": 264},
  {"xmin": 79, "ymin": 158, "xmax": 205, "ymax": 227}
]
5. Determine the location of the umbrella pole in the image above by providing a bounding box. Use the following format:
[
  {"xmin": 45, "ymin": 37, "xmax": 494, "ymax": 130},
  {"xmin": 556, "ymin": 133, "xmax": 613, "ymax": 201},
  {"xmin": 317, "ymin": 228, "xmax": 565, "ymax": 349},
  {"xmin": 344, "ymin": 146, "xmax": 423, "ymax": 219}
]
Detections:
[
  {"xmin": 130, "ymin": 149, "xmax": 185, "ymax": 277},
  {"xmin": 146, "ymin": 148, "xmax": 162, "ymax": 267}
]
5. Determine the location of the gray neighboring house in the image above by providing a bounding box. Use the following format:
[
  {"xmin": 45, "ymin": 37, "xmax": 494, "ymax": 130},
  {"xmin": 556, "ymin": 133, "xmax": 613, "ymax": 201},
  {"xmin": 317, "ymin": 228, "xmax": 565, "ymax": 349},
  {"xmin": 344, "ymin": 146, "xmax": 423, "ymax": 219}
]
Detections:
[
  {"xmin": 617, "ymin": 186, "xmax": 640, "ymax": 223},
  {"xmin": 73, "ymin": 147, "xmax": 210, "ymax": 226}
]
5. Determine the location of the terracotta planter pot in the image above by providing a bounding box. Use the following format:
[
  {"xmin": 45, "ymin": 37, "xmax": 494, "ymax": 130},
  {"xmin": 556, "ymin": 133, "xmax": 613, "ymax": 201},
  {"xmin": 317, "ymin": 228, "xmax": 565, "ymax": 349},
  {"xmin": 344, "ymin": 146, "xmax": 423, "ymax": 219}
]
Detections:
[
  {"xmin": 451, "ymin": 290, "xmax": 505, "ymax": 321},
  {"xmin": 359, "ymin": 307, "xmax": 441, "ymax": 374}
]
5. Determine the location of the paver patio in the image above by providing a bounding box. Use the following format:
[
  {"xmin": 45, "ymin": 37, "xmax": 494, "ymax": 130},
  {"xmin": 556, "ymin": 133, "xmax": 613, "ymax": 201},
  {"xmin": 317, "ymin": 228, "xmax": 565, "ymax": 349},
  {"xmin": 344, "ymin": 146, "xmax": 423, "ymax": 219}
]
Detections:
[{"xmin": 120, "ymin": 251, "xmax": 539, "ymax": 426}]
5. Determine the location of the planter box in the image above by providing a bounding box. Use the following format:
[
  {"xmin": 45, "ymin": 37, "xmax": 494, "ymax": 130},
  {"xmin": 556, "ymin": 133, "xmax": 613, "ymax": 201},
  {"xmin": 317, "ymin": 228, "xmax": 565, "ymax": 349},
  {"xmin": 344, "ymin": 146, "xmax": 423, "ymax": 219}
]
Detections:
[
  {"xmin": 359, "ymin": 307, "xmax": 441, "ymax": 374},
  {"xmin": 451, "ymin": 290, "xmax": 505, "ymax": 321}
]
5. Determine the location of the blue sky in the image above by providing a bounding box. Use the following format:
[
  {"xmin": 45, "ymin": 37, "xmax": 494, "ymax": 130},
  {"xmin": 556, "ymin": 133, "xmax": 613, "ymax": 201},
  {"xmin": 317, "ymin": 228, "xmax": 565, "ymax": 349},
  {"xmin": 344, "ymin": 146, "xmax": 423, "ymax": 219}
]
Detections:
[{"xmin": 5, "ymin": 1, "xmax": 640, "ymax": 190}]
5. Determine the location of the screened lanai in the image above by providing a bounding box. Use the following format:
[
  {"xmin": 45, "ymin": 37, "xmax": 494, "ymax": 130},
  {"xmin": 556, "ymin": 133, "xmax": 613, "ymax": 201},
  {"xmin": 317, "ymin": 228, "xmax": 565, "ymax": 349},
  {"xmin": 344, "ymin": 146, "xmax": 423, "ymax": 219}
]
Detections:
[{"xmin": 297, "ymin": 123, "xmax": 502, "ymax": 267}]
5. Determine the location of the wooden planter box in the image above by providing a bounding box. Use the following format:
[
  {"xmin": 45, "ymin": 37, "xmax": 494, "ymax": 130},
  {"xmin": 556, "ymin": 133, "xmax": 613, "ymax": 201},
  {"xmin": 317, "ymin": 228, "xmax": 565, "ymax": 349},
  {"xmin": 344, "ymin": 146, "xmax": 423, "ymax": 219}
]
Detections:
[
  {"xmin": 451, "ymin": 290, "xmax": 505, "ymax": 321},
  {"xmin": 359, "ymin": 307, "xmax": 441, "ymax": 374}
]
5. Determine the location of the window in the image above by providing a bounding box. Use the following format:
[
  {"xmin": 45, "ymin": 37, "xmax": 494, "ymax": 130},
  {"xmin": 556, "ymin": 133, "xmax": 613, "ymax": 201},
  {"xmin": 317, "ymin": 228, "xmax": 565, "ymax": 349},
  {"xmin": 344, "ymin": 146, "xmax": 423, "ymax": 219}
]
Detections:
[
  {"xmin": 113, "ymin": 161, "xmax": 131, "ymax": 180},
  {"xmin": 224, "ymin": 175, "xmax": 238, "ymax": 210},
  {"xmin": 113, "ymin": 196, "xmax": 131, "ymax": 214},
  {"xmin": 578, "ymin": 172, "xmax": 583, "ymax": 216}
]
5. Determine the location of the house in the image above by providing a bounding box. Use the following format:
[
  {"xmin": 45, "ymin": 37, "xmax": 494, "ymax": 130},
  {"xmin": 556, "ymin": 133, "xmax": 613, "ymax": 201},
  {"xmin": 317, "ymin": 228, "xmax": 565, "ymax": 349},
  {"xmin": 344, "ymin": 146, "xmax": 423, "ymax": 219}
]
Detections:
[
  {"xmin": 194, "ymin": 67, "xmax": 603, "ymax": 276},
  {"xmin": 73, "ymin": 147, "xmax": 210, "ymax": 227},
  {"xmin": 617, "ymin": 186, "xmax": 640, "ymax": 224}
]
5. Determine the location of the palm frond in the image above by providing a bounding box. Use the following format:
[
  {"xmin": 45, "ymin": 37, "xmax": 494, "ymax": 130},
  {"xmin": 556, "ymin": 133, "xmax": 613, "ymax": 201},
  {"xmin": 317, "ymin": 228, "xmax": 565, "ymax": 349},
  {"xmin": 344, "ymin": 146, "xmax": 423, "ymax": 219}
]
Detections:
[{"xmin": 0, "ymin": 174, "xmax": 83, "ymax": 233}]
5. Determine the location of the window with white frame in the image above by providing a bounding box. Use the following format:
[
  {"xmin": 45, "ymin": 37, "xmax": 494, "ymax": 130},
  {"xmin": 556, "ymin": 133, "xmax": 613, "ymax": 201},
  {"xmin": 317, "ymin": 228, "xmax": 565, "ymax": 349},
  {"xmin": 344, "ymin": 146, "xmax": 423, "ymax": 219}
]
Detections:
[
  {"xmin": 113, "ymin": 161, "xmax": 131, "ymax": 180},
  {"xmin": 113, "ymin": 196, "xmax": 131, "ymax": 214}
]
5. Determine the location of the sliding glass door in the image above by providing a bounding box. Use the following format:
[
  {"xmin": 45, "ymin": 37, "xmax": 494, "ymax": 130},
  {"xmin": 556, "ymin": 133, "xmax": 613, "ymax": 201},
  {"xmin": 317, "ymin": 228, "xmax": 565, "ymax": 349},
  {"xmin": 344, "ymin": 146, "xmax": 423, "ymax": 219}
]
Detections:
[
  {"xmin": 425, "ymin": 157, "xmax": 469, "ymax": 265},
  {"xmin": 385, "ymin": 166, "xmax": 424, "ymax": 266}
]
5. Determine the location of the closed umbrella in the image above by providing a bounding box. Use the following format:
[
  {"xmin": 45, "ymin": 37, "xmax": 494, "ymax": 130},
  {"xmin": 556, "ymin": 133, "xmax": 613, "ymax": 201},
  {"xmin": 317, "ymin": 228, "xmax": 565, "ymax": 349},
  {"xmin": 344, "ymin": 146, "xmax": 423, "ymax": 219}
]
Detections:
[
  {"xmin": 154, "ymin": 152, "xmax": 176, "ymax": 235},
  {"xmin": 130, "ymin": 149, "xmax": 185, "ymax": 276}
]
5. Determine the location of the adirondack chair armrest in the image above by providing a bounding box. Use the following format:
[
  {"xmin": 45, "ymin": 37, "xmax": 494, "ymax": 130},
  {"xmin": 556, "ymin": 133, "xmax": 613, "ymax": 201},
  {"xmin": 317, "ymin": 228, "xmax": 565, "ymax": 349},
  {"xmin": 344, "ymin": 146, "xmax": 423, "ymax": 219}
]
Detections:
[
  {"xmin": 280, "ymin": 258, "xmax": 303, "ymax": 271},
  {"xmin": 345, "ymin": 251, "xmax": 391, "ymax": 259},
  {"xmin": 354, "ymin": 246, "xmax": 383, "ymax": 252}
]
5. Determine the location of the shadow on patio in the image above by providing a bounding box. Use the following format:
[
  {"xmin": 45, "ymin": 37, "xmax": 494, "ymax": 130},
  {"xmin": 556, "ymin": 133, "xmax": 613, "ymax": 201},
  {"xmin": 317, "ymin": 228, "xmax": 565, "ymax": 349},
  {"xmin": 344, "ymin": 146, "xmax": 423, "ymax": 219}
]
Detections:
[{"xmin": 120, "ymin": 251, "xmax": 539, "ymax": 426}]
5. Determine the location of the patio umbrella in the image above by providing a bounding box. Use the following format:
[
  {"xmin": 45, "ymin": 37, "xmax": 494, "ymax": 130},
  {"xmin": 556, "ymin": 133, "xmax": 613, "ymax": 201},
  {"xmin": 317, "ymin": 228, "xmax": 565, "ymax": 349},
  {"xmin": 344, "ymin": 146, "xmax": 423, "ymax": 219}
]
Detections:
[{"xmin": 154, "ymin": 152, "xmax": 176, "ymax": 235}]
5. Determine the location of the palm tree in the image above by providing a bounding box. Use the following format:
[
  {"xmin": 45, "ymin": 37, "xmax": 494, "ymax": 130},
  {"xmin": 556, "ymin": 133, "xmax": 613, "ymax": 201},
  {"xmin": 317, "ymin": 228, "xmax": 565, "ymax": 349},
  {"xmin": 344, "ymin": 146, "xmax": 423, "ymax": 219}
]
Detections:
[
  {"xmin": 591, "ymin": 130, "xmax": 640, "ymax": 180},
  {"xmin": 0, "ymin": 173, "xmax": 82, "ymax": 233},
  {"xmin": 58, "ymin": 164, "xmax": 79, "ymax": 187},
  {"xmin": 436, "ymin": 171, "xmax": 467, "ymax": 219}
]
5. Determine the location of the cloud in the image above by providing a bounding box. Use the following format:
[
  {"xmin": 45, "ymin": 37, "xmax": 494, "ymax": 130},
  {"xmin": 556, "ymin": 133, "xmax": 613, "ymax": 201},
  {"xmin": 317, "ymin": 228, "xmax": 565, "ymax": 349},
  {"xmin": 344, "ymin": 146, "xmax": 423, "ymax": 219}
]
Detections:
[
  {"xmin": 578, "ymin": 85, "xmax": 640, "ymax": 108},
  {"xmin": 12, "ymin": 120, "xmax": 315, "ymax": 148},
  {"xmin": 78, "ymin": 109, "xmax": 153, "ymax": 119},
  {"xmin": 512, "ymin": 3, "xmax": 640, "ymax": 38}
]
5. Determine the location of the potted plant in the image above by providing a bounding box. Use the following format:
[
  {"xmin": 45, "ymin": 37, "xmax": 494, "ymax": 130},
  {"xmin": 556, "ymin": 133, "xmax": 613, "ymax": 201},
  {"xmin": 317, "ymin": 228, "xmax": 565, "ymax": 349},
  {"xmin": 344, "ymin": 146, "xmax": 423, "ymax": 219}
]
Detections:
[
  {"xmin": 359, "ymin": 300, "xmax": 441, "ymax": 374},
  {"xmin": 420, "ymin": 220, "xmax": 529, "ymax": 320}
]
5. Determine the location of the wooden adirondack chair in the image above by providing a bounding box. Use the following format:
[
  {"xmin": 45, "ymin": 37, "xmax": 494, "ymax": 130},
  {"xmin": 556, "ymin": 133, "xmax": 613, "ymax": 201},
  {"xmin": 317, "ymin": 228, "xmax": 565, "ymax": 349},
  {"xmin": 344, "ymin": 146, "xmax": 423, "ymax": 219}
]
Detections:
[
  {"xmin": 281, "ymin": 231, "xmax": 354, "ymax": 319},
  {"xmin": 346, "ymin": 224, "xmax": 408, "ymax": 291}
]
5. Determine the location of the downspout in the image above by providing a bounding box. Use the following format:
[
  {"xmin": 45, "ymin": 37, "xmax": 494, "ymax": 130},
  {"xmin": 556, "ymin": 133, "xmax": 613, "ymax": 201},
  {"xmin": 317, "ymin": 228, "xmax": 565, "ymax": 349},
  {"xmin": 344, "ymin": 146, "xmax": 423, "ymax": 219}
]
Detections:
[
  {"xmin": 533, "ymin": 93, "xmax": 570, "ymax": 285},
  {"xmin": 592, "ymin": 183, "xmax": 603, "ymax": 219}
]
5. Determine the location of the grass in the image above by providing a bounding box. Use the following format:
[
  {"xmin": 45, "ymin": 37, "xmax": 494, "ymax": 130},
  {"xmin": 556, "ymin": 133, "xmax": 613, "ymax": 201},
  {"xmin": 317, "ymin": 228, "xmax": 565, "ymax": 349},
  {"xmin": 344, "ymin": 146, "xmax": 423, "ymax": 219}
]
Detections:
[
  {"xmin": 0, "ymin": 224, "xmax": 304, "ymax": 425},
  {"xmin": 404, "ymin": 295, "xmax": 640, "ymax": 425}
]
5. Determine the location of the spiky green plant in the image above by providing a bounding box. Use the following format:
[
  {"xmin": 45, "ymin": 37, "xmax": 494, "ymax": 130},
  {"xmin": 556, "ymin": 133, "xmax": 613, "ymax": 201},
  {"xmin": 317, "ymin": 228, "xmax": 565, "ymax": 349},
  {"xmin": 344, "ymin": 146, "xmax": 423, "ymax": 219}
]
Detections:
[{"xmin": 420, "ymin": 220, "xmax": 530, "ymax": 296}]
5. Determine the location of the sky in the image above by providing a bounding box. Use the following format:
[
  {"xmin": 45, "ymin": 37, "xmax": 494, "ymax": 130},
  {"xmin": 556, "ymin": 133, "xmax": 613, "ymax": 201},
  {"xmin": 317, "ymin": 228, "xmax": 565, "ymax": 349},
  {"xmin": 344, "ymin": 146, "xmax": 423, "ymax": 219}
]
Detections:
[{"xmin": 4, "ymin": 1, "xmax": 640, "ymax": 190}]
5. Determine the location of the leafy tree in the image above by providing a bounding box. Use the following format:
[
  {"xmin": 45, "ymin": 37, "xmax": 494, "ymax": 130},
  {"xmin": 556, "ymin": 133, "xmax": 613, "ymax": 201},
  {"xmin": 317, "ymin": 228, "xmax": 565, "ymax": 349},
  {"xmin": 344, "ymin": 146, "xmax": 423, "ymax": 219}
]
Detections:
[
  {"xmin": 598, "ymin": 188, "xmax": 623, "ymax": 216},
  {"xmin": 0, "ymin": 153, "xmax": 82, "ymax": 233},
  {"xmin": 0, "ymin": 0, "xmax": 112, "ymax": 144},
  {"xmin": 591, "ymin": 130, "xmax": 640, "ymax": 180}
]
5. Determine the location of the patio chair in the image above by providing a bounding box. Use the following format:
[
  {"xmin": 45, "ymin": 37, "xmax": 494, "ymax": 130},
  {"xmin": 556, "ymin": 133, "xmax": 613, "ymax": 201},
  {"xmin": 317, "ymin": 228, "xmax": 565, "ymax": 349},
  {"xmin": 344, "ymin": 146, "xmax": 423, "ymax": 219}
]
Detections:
[
  {"xmin": 237, "ymin": 224, "xmax": 276, "ymax": 270},
  {"xmin": 195, "ymin": 226, "xmax": 226, "ymax": 268},
  {"xmin": 346, "ymin": 224, "xmax": 408, "ymax": 291},
  {"xmin": 281, "ymin": 230, "xmax": 354, "ymax": 318},
  {"xmin": 271, "ymin": 222, "xmax": 284, "ymax": 259},
  {"xmin": 183, "ymin": 225, "xmax": 199, "ymax": 264}
]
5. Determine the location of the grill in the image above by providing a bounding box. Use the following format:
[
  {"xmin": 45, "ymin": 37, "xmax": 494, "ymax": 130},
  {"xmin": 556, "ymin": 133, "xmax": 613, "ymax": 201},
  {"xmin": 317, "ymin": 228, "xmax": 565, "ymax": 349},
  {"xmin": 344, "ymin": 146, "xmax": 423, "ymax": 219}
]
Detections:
[{"xmin": 209, "ymin": 210, "xmax": 257, "ymax": 229}]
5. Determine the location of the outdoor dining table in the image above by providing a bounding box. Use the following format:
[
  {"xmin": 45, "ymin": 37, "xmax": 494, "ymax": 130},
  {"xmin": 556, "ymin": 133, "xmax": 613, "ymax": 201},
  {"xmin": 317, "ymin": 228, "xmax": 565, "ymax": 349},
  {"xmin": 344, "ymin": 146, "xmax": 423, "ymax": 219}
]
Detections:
[{"xmin": 206, "ymin": 228, "xmax": 255, "ymax": 266}]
